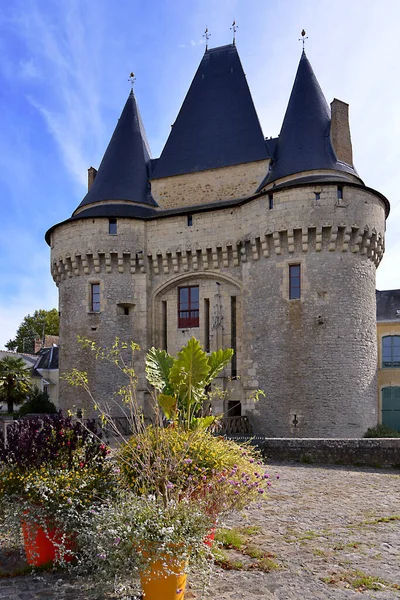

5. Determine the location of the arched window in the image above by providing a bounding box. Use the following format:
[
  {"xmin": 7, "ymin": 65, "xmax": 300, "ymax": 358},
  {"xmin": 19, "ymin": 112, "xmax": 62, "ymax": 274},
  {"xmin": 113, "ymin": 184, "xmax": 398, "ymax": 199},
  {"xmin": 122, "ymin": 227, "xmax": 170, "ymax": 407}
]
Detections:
[{"xmin": 382, "ymin": 336, "xmax": 400, "ymax": 368}]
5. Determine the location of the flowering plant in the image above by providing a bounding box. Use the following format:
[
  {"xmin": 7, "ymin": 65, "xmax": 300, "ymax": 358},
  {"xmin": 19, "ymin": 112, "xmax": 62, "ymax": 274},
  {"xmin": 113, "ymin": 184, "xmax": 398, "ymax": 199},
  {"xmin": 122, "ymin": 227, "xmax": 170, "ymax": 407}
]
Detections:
[
  {"xmin": 0, "ymin": 413, "xmax": 114, "ymax": 564},
  {"xmin": 118, "ymin": 426, "xmax": 268, "ymax": 516},
  {"xmin": 75, "ymin": 491, "xmax": 213, "ymax": 589}
]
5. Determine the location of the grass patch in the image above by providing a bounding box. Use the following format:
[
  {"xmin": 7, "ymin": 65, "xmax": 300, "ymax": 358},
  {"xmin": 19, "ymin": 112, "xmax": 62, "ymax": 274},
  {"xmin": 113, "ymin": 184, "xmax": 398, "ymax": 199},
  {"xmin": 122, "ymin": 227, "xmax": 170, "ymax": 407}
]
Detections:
[
  {"xmin": 237, "ymin": 525, "xmax": 261, "ymax": 536},
  {"xmin": 321, "ymin": 569, "xmax": 399, "ymax": 592},
  {"xmin": 362, "ymin": 515, "xmax": 400, "ymax": 525},
  {"xmin": 312, "ymin": 548, "xmax": 328, "ymax": 557},
  {"xmin": 214, "ymin": 528, "xmax": 245, "ymax": 550},
  {"xmin": 257, "ymin": 557, "xmax": 280, "ymax": 572},
  {"xmin": 245, "ymin": 545, "xmax": 264, "ymax": 559},
  {"xmin": 351, "ymin": 572, "xmax": 387, "ymax": 591}
]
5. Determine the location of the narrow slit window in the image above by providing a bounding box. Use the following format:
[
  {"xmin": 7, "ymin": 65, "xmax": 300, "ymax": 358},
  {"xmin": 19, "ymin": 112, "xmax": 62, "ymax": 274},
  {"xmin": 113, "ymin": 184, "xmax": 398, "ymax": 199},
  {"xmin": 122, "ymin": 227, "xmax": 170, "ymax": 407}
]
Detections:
[
  {"xmin": 162, "ymin": 301, "xmax": 168, "ymax": 351},
  {"xmin": 109, "ymin": 218, "xmax": 117, "ymax": 234},
  {"xmin": 315, "ymin": 192, "xmax": 320, "ymax": 202},
  {"xmin": 178, "ymin": 286, "xmax": 199, "ymax": 328},
  {"xmin": 268, "ymin": 194, "xmax": 273, "ymax": 210},
  {"xmin": 90, "ymin": 283, "xmax": 101, "ymax": 312},
  {"xmin": 289, "ymin": 265, "xmax": 301, "ymax": 300},
  {"xmin": 187, "ymin": 214, "xmax": 193, "ymax": 226},
  {"xmin": 337, "ymin": 186, "xmax": 343, "ymax": 200},
  {"xmin": 204, "ymin": 298, "xmax": 210, "ymax": 352},
  {"xmin": 231, "ymin": 296, "xmax": 237, "ymax": 378}
]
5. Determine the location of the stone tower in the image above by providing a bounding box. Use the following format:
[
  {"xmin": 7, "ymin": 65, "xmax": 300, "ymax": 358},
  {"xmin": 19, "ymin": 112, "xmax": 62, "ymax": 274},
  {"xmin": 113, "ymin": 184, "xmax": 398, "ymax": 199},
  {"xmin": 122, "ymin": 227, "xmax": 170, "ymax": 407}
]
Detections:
[{"xmin": 46, "ymin": 45, "xmax": 389, "ymax": 437}]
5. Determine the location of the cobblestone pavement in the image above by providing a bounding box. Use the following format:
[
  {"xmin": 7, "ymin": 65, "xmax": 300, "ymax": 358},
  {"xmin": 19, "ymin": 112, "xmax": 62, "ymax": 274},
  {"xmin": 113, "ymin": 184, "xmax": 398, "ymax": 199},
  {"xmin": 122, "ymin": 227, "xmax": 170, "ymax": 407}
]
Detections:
[{"xmin": 1, "ymin": 462, "xmax": 399, "ymax": 599}]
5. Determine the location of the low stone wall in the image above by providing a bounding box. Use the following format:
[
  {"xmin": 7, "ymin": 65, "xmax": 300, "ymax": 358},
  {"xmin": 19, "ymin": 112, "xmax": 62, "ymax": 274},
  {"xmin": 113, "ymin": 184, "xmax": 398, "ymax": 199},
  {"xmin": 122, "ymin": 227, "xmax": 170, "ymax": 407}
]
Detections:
[{"xmin": 260, "ymin": 438, "xmax": 400, "ymax": 467}]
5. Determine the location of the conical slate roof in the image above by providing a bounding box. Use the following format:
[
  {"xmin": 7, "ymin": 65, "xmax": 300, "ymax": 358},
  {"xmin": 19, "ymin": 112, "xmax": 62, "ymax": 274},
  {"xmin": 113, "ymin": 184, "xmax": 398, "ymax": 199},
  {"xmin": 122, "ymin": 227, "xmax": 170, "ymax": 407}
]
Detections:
[
  {"xmin": 152, "ymin": 44, "xmax": 269, "ymax": 179},
  {"xmin": 259, "ymin": 51, "xmax": 359, "ymax": 188},
  {"xmin": 74, "ymin": 90, "xmax": 156, "ymax": 214}
]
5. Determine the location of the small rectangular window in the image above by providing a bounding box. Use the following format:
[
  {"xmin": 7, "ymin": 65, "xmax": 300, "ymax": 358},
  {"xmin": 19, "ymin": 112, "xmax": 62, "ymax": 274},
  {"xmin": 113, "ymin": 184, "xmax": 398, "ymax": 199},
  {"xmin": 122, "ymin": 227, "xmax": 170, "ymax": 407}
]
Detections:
[
  {"xmin": 109, "ymin": 218, "xmax": 117, "ymax": 234},
  {"xmin": 187, "ymin": 214, "xmax": 193, "ymax": 226},
  {"xmin": 268, "ymin": 194, "xmax": 273, "ymax": 210},
  {"xmin": 289, "ymin": 264, "xmax": 301, "ymax": 300},
  {"xmin": 90, "ymin": 283, "xmax": 101, "ymax": 312},
  {"xmin": 315, "ymin": 192, "xmax": 320, "ymax": 202},
  {"xmin": 337, "ymin": 186, "xmax": 343, "ymax": 200},
  {"xmin": 178, "ymin": 286, "xmax": 199, "ymax": 328}
]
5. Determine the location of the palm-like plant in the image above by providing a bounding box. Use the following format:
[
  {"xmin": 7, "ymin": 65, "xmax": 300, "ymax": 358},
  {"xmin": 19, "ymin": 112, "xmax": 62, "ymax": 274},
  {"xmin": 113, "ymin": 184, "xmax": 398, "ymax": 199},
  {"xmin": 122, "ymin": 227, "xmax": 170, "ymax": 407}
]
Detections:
[
  {"xmin": 146, "ymin": 337, "xmax": 233, "ymax": 430},
  {"xmin": 0, "ymin": 356, "xmax": 32, "ymax": 414}
]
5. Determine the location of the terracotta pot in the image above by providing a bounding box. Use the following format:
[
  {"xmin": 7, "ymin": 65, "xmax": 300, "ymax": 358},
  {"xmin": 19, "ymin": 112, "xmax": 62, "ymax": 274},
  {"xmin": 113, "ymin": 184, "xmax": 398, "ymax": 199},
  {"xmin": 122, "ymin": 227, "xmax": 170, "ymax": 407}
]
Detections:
[
  {"xmin": 21, "ymin": 519, "xmax": 75, "ymax": 567},
  {"xmin": 139, "ymin": 553, "xmax": 187, "ymax": 600}
]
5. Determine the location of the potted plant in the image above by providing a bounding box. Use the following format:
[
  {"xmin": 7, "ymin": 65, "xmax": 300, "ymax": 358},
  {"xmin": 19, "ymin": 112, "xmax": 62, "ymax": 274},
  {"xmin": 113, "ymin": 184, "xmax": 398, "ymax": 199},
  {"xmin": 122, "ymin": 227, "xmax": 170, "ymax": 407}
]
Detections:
[
  {"xmin": 66, "ymin": 338, "xmax": 270, "ymax": 599},
  {"xmin": 0, "ymin": 413, "xmax": 112, "ymax": 567}
]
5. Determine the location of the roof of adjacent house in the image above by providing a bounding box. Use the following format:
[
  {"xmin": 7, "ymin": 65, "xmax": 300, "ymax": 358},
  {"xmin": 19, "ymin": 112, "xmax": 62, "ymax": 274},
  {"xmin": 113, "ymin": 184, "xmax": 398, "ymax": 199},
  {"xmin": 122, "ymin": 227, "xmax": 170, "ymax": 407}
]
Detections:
[
  {"xmin": 376, "ymin": 290, "xmax": 400, "ymax": 322},
  {"xmin": 151, "ymin": 44, "xmax": 269, "ymax": 179},
  {"xmin": 33, "ymin": 346, "xmax": 59, "ymax": 370},
  {"xmin": 258, "ymin": 51, "xmax": 360, "ymax": 190},
  {"xmin": 74, "ymin": 90, "xmax": 157, "ymax": 214}
]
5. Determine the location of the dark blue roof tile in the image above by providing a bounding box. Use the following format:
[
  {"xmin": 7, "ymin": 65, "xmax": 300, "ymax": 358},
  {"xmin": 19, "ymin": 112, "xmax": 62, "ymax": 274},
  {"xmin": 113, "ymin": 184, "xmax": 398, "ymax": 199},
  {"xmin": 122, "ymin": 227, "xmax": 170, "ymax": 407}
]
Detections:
[
  {"xmin": 258, "ymin": 51, "xmax": 360, "ymax": 190},
  {"xmin": 152, "ymin": 44, "xmax": 269, "ymax": 179},
  {"xmin": 74, "ymin": 90, "xmax": 157, "ymax": 213}
]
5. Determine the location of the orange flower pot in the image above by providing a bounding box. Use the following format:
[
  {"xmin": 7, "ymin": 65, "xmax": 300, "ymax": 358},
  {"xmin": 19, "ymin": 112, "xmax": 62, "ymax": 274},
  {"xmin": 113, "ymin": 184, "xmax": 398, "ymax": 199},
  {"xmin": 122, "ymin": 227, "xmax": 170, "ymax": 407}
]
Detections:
[
  {"xmin": 139, "ymin": 554, "xmax": 187, "ymax": 600},
  {"xmin": 204, "ymin": 526, "xmax": 216, "ymax": 547},
  {"xmin": 21, "ymin": 520, "xmax": 75, "ymax": 566}
]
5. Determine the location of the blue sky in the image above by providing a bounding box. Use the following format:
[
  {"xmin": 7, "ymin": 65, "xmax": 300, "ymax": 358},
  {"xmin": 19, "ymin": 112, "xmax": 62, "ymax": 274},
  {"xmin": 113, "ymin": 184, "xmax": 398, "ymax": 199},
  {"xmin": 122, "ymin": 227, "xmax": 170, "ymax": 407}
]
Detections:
[{"xmin": 0, "ymin": 0, "xmax": 399, "ymax": 350}]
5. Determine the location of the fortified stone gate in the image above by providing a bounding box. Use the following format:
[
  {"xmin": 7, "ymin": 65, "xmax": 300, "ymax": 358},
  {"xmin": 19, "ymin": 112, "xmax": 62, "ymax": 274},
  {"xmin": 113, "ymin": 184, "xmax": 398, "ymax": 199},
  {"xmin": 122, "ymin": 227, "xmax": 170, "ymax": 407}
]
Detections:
[{"xmin": 46, "ymin": 43, "xmax": 390, "ymax": 437}]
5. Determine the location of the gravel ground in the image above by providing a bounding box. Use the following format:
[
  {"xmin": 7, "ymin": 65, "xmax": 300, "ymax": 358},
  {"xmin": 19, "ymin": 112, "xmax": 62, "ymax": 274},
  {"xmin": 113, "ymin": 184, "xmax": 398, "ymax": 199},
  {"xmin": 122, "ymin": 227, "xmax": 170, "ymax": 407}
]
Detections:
[{"xmin": 0, "ymin": 461, "xmax": 399, "ymax": 599}]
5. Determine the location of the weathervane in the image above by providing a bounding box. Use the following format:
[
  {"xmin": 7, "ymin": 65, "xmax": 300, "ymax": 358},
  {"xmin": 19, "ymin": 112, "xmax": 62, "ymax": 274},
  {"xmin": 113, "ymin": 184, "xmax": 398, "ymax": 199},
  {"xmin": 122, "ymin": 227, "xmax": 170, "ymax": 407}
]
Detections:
[
  {"xmin": 231, "ymin": 20, "xmax": 238, "ymax": 45},
  {"xmin": 298, "ymin": 29, "xmax": 308, "ymax": 50},
  {"xmin": 128, "ymin": 72, "xmax": 136, "ymax": 90},
  {"xmin": 203, "ymin": 27, "xmax": 211, "ymax": 51}
]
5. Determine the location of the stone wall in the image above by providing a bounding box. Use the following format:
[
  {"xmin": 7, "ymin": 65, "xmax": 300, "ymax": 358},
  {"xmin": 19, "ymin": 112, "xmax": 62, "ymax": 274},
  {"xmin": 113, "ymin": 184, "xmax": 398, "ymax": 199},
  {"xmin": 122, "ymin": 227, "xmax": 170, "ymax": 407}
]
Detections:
[
  {"xmin": 51, "ymin": 179, "xmax": 387, "ymax": 435},
  {"xmin": 151, "ymin": 159, "xmax": 270, "ymax": 209},
  {"xmin": 261, "ymin": 437, "xmax": 400, "ymax": 467}
]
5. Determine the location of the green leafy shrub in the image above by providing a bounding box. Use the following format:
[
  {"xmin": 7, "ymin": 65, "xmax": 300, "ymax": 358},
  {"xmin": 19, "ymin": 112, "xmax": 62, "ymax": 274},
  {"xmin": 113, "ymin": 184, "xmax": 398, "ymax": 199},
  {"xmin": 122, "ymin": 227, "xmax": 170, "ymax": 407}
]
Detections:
[
  {"xmin": 18, "ymin": 387, "xmax": 57, "ymax": 417},
  {"xmin": 364, "ymin": 424, "xmax": 400, "ymax": 438},
  {"xmin": 118, "ymin": 426, "xmax": 269, "ymax": 515}
]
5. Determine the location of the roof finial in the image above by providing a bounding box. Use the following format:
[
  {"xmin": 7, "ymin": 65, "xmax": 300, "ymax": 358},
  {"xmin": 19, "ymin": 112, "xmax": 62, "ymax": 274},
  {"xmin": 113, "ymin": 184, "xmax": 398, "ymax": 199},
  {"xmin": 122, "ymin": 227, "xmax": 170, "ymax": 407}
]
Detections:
[
  {"xmin": 231, "ymin": 20, "xmax": 238, "ymax": 45},
  {"xmin": 128, "ymin": 72, "xmax": 136, "ymax": 90},
  {"xmin": 298, "ymin": 29, "xmax": 308, "ymax": 51},
  {"xmin": 203, "ymin": 27, "xmax": 211, "ymax": 51}
]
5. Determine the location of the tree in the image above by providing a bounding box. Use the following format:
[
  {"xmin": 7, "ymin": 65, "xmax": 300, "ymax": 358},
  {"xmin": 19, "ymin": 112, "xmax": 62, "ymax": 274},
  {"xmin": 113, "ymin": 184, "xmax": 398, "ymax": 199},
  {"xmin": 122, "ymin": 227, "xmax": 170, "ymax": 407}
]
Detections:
[
  {"xmin": 18, "ymin": 387, "xmax": 57, "ymax": 417},
  {"xmin": 0, "ymin": 356, "xmax": 32, "ymax": 414},
  {"xmin": 5, "ymin": 309, "xmax": 59, "ymax": 353}
]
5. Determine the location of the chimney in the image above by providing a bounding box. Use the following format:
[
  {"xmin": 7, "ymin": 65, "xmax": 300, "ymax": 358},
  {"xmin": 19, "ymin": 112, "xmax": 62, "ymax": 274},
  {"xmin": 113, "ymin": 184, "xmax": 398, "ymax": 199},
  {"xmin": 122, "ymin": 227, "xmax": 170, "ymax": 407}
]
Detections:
[
  {"xmin": 34, "ymin": 338, "xmax": 42, "ymax": 354},
  {"xmin": 330, "ymin": 99, "xmax": 353, "ymax": 167},
  {"xmin": 88, "ymin": 166, "xmax": 98, "ymax": 190}
]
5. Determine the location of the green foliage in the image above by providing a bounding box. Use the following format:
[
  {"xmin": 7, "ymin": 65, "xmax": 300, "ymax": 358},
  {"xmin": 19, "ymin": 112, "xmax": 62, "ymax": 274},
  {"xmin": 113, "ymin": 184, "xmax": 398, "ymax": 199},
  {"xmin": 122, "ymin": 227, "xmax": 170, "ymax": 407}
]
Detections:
[
  {"xmin": 0, "ymin": 356, "xmax": 32, "ymax": 413},
  {"xmin": 214, "ymin": 527, "xmax": 245, "ymax": 550},
  {"xmin": 364, "ymin": 423, "xmax": 400, "ymax": 438},
  {"xmin": 5, "ymin": 308, "xmax": 59, "ymax": 353},
  {"xmin": 146, "ymin": 337, "xmax": 234, "ymax": 429},
  {"xmin": 118, "ymin": 427, "xmax": 268, "ymax": 516},
  {"xmin": 18, "ymin": 387, "xmax": 57, "ymax": 417}
]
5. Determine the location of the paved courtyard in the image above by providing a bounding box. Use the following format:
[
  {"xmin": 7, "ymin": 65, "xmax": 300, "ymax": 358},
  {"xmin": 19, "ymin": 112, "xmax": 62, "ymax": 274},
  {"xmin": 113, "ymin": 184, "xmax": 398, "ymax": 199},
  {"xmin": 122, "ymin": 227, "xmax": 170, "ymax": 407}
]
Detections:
[{"xmin": 0, "ymin": 461, "xmax": 399, "ymax": 599}]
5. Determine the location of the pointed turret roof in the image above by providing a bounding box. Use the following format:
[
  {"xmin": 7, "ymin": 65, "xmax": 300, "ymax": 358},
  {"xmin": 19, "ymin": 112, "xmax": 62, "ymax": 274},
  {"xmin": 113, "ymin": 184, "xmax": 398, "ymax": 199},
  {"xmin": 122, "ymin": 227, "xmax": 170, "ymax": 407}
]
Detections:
[
  {"xmin": 74, "ymin": 90, "xmax": 156, "ymax": 215},
  {"xmin": 259, "ymin": 51, "xmax": 359, "ymax": 188},
  {"xmin": 151, "ymin": 44, "xmax": 269, "ymax": 179}
]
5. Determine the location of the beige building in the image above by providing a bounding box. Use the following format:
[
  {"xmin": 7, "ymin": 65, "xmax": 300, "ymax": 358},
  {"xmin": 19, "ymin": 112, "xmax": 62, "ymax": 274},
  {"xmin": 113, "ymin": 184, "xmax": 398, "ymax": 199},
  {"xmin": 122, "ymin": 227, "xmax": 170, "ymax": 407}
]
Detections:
[
  {"xmin": 377, "ymin": 290, "xmax": 400, "ymax": 431},
  {"xmin": 46, "ymin": 44, "xmax": 390, "ymax": 437}
]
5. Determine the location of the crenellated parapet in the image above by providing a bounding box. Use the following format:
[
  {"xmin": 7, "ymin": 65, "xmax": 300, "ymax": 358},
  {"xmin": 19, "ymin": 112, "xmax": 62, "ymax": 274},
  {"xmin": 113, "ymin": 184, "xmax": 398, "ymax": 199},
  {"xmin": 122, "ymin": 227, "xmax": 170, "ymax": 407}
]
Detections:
[{"xmin": 51, "ymin": 222, "xmax": 384, "ymax": 284}]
